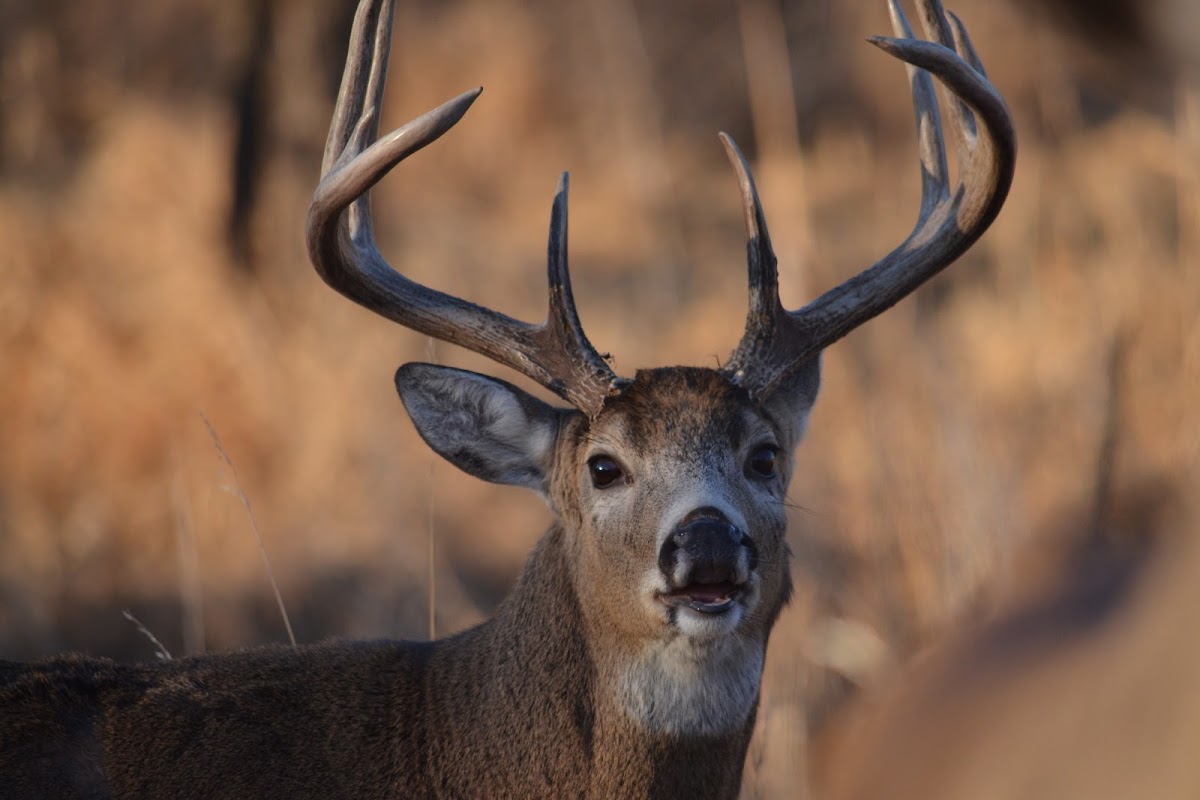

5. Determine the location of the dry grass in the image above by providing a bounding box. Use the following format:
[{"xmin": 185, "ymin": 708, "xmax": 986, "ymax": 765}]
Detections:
[{"xmin": 1, "ymin": 0, "xmax": 1197, "ymax": 796}]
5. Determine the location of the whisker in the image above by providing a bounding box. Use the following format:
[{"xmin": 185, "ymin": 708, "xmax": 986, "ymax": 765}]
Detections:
[{"xmin": 774, "ymin": 495, "xmax": 820, "ymax": 516}]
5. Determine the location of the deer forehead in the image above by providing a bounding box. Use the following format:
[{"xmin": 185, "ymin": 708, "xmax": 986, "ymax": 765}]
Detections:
[{"xmin": 580, "ymin": 367, "xmax": 779, "ymax": 462}]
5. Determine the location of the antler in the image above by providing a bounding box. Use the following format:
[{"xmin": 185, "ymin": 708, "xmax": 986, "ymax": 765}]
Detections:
[
  {"xmin": 306, "ymin": 0, "xmax": 621, "ymax": 417},
  {"xmin": 720, "ymin": 0, "xmax": 1017, "ymax": 400}
]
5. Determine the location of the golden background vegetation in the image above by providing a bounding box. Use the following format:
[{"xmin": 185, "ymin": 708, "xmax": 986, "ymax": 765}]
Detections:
[{"xmin": 2, "ymin": 0, "xmax": 1197, "ymax": 794}]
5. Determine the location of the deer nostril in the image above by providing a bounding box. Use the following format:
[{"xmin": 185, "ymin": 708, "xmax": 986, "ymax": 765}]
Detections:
[
  {"xmin": 741, "ymin": 533, "xmax": 759, "ymax": 572},
  {"xmin": 658, "ymin": 536, "xmax": 680, "ymax": 576}
]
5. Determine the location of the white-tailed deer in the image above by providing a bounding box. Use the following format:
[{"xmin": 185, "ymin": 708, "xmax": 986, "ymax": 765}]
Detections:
[{"xmin": 0, "ymin": 0, "xmax": 1013, "ymax": 797}]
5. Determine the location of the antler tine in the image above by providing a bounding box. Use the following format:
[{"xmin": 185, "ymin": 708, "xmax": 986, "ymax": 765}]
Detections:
[
  {"xmin": 914, "ymin": 0, "xmax": 976, "ymax": 149},
  {"xmin": 946, "ymin": 10, "xmax": 987, "ymax": 77},
  {"xmin": 718, "ymin": 133, "xmax": 782, "ymax": 364},
  {"xmin": 887, "ymin": 0, "xmax": 950, "ymax": 216},
  {"xmin": 541, "ymin": 173, "xmax": 628, "ymax": 410},
  {"xmin": 723, "ymin": 0, "xmax": 1015, "ymax": 400},
  {"xmin": 322, "ymin": 0, "xmax": 386, "ymax": 176},
  {"xmin": 306, "ymin": 0, "xmax": 620, "ymax": 417}
]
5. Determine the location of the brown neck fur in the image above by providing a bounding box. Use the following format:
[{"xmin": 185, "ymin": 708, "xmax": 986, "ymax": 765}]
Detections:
[{"xmin": 422, "ymin": 523, "xmax": 755, "ymax": 798}]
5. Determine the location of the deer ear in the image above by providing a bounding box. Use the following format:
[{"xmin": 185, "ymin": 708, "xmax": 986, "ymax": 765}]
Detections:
[
  {"xmin": 760, "ymin": 356, "xmax": 821, "ymax": 447},
  {"xmin": 395, "ymin": 363, "xmax": 562, "ymax": 494}
]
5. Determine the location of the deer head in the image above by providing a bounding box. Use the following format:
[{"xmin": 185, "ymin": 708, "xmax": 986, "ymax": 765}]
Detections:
[{"xmin": 307, "ymin": 0, "xmax": 1014, "ymax": 738}]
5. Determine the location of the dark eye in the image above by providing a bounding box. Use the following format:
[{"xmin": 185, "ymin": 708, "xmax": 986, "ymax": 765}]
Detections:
[
  {"xmin": 746, "ymin": 445, "xmax": 778, "ymax": 479},
  {"xmin": 588, "ymin": 456, "xmax": 624, "ymax": 489}
]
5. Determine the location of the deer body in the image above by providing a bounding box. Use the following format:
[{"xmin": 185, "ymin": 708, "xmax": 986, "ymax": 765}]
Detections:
[
  {"xmin": 3, "ymin": 547, "xmax": 743, "ymax": 800},
  {"xmin": 3, "ymin": 369, "xmax": 795, "ymax": 799},
  {"xmin": 0, "ymin": 0, "xmax": 1015, "ymax": 796}
]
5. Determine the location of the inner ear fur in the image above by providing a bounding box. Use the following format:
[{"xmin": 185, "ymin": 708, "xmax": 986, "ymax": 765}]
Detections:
[{"xmin": 395, "ymin": 362, "xmax": 563, "ymax": 494}]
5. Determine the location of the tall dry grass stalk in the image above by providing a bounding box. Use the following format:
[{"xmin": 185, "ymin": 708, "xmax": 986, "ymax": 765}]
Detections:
[
  {"xmin": 425, "ymin": 337, "xmax": 438, "ymax": 641},
  {"xmin": 169, "ymin": 442, "xmax": 206, "ymax": 655},
  {"xmin": 121, "ymin": 610, "xmax": 173, "ymax": 662},
  {"xmin": 202, "ymin": 414, "xmax": 296, "ymax": 650}
]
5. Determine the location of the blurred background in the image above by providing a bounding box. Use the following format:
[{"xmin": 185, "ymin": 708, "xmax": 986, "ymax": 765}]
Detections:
[{"xmin": 1, "ymin": 0, "xmax": 1197, "ymax": 795}]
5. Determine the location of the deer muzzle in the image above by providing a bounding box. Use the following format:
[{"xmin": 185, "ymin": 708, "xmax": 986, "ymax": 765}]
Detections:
[{"xmin": 658, "ymin": 509, "xmax": 755, "ymax": 615}]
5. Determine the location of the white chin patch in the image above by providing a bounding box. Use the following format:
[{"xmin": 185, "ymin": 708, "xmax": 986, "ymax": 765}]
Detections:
[
  {"xmin": 673, "ymin": 603, "xmax": 745, "ymax": 640},
  {"xmin": 616, "ymin": 630, "xmax": 764, "ymax": 737}
]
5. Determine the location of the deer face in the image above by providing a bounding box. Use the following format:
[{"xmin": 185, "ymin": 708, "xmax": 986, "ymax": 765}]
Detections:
[
  {"xmin": 556, "ymin": 367, "xmax": 811, "ymax": 647},
  {"xmin": 397, "ymin": 361, "xmax": 818, "ymax": 650}
]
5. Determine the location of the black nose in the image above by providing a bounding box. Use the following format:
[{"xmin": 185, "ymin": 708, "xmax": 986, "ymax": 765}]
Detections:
[{"xmin": 659, "ymin": 508, "xmax": 755, "ymax": 583}]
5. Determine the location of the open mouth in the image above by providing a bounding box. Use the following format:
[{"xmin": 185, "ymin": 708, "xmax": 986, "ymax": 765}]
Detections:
[{"xmin": 659, "ymin": 582, "xmax": 743, "ymax": 615}]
